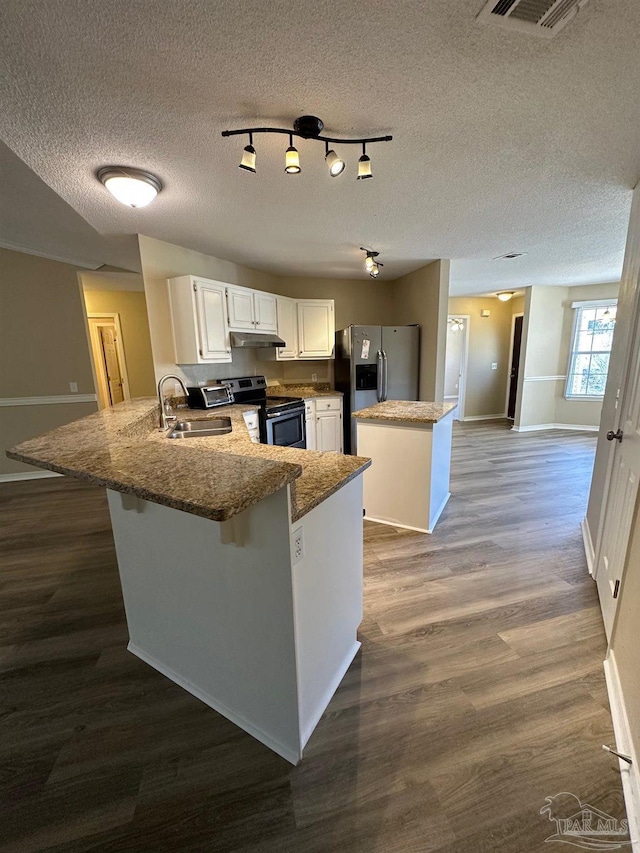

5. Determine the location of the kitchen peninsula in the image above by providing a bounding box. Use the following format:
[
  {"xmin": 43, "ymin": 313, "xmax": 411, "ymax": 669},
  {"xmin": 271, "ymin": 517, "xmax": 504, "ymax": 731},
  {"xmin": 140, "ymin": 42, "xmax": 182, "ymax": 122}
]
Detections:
[
  {"xmin": 7, "ymin": 399, "xmax": 370, "ymax": 764},
  {"xmin": 353, "ymin": 400, "xmax": 456, "ymax": 534}
]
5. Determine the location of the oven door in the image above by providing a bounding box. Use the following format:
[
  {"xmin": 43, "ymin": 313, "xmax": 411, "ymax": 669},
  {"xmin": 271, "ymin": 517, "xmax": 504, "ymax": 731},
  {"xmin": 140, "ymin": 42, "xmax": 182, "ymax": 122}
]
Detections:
[{"xmin": 264, "ymin": 408, "xmax": 306, "ymax": 448}]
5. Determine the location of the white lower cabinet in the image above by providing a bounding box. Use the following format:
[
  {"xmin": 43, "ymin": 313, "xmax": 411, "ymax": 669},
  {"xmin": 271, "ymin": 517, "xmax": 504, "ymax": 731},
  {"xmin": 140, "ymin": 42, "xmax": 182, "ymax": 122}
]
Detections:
[
  {"xmin": 305, "ymin": 400, "xmax": 316, "ymax": 450},
  {"xmin": 313, "ymin": 397, "xmax": 343, "ymax": 453}
]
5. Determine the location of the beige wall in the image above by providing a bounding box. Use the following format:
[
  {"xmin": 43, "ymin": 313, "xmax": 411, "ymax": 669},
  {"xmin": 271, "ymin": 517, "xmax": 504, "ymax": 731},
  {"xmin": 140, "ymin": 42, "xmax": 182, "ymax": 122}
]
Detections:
[
  {"xmin": 0, "ymin": 248, "xmax": 97, "ymax": 476},
  {"xmin": 448, "ymin": 296, "xmax": 513, "ymax": 418},
  {"xmin": 83, "ymin": 288, "xmax": 156, "ymax": 399},
  {"xmin": 514, "ymin": 283, "xmax": 619, "ymax": 429},
  {"xmin": 391, "ymin": 260, "xmax": 449, "ymax": 401}
]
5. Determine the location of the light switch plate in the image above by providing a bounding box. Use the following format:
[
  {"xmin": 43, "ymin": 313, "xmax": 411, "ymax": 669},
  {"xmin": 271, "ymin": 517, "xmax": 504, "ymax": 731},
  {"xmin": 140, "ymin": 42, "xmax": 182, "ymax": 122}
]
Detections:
[{"xmin": 491, "ymin": 363, "xmax": 498, "ymax": 370}]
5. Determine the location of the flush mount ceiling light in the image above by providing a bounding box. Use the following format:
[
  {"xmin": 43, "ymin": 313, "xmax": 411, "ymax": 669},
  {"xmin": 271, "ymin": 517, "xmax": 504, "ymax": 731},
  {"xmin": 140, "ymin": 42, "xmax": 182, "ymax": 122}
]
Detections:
[
  {"xmin": 97, "ymin": 166, "xmax": 162, "ymax": 208},
  {"xmin": 222, "ymin": 115, "xmax": 392, "ymax": 179},
  {"xmin": 361, "ymin": 248, "xmax": 383, "ymax": 279},
  {"xmin": 497, "ymin": 291, "xmax": 515, "ymax": 301}
]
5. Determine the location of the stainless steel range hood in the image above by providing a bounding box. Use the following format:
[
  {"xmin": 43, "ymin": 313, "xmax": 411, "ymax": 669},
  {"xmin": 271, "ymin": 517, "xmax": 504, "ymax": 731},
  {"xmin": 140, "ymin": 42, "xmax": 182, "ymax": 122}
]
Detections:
[{"xmin": 230, "ymin": 331, "xmax": 286, "ymax": 348}]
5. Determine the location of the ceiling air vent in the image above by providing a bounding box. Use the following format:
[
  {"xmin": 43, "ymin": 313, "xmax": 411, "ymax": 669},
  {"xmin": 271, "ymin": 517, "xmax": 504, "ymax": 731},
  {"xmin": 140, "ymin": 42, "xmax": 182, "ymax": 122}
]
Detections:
[{"xmin": 477, "ymin": 0, "xmax": 590, "ymax": 38}]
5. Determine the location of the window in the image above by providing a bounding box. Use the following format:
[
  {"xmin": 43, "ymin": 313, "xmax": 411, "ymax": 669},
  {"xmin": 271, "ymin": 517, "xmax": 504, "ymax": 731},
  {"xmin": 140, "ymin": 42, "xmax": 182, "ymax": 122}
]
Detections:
[{"xmin": 566, "ymin": 300, "xmax": 617, "ymax": 399}]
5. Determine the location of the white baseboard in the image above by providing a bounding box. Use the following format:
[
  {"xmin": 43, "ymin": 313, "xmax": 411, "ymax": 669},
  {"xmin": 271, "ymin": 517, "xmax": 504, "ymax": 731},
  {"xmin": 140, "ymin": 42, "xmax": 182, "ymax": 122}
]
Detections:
[
  {"xmin": 512, "ymin": 422, "xmax": 599, "ymax": 433},
  {"xmin": 0, "ymin": 470, "xmax": 62, "ymax": 483},
  {"xmin": 603, "ymin": 653, "xmax": 640, "ymax": 851},
  {"xmin": 299, "ymin": 640, "xmax": 361, "ymax": 749},
  {"xmin": 581, "ymin": 517, "xmax": 595, "ymax": 576},
  {"xmin": 128, "ymin": 642, "xmax": 302, "ymax": 765},
  {"xmin": 364, "ymin": 494, "xmax": 450, "ymax": 534},
  {"xmin": 462, "ymin": 413, "xmax": 506, "ymax": 422}
]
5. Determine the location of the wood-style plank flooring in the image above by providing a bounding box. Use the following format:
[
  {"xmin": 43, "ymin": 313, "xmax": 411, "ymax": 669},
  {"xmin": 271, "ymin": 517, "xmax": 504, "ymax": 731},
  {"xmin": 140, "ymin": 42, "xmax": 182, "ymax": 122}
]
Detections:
[{"xmin": 0, "ymin": 421, "xmax": 627, "ymax": 852}]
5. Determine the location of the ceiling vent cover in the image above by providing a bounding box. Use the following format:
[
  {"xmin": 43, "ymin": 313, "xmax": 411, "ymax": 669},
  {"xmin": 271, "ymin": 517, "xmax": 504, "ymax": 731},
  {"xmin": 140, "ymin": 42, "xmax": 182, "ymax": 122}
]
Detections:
[{"xmin": 477, "ymin": 0, "xmax": 590, "ymax": 37}]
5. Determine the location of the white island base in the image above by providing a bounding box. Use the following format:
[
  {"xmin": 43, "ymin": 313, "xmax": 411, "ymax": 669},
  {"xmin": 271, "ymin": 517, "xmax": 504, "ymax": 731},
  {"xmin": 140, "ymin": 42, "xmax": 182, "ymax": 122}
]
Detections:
[
  {"xmin": 356, "ymin": 412, "xmax": 454, "ymax": 534},
  {"xmin": 106, "ymin": 478, "xmax": 363, "ymax": 765}
]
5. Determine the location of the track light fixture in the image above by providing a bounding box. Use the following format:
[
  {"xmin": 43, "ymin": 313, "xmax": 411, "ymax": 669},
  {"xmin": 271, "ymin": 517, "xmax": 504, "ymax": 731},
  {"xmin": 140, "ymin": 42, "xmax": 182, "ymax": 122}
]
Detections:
[
  {"xmin": 361, "ymin": 248, "xmax": 383, "ymax": 279},
  {"xmin": 448, "ymin": 318, "xmax": 465, "ymax": 333},
  {"xmin": 222, "ymin": 115, "xmax": 392, "ymax": 179}
]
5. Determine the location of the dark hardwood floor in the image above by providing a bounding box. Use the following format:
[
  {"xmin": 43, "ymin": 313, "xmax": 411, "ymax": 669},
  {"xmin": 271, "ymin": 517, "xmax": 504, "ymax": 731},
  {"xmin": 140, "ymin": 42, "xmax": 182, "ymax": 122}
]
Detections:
[{"xmin": 0, "ymin": 421, "xmax": 627, "ymax": 852}]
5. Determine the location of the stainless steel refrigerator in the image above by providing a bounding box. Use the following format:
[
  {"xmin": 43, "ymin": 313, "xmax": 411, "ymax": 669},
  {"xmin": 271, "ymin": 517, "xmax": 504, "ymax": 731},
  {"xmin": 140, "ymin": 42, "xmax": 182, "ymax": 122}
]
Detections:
[{"xmin": 335, "ymin": 325, "xmax": 420, "ymax": 455}]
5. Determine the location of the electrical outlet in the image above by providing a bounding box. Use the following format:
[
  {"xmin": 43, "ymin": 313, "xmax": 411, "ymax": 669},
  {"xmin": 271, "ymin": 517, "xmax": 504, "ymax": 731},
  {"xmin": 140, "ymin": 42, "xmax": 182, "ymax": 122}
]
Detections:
[
  {"xmin": 292, "ymin": 527, "xmax": 304, "ymax": 563},
  {"xmin": 311, "ymin": 373, "xmax": 317, "ymax": 382},
  {"xmin": 69, "ymin": 382, "xmax": 78, "ymax": 392},
  {"xmin": 491, "ymin": 363, "xmax": 498, "ymax": 370}
]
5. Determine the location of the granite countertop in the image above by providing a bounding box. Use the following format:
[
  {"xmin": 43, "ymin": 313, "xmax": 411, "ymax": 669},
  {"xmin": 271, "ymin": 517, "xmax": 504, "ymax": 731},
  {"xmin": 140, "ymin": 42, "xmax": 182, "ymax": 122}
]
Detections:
[
  {"xmin": 7, "ymin": 399, "xmax": 370, "ymax": 524},
  {"xmin": 268, "ymin": 383, "xmax": 343, "ymax": 399},
  {"xmin": 352, "ymin": 400, "xmax": 457, "ymax": 424}
]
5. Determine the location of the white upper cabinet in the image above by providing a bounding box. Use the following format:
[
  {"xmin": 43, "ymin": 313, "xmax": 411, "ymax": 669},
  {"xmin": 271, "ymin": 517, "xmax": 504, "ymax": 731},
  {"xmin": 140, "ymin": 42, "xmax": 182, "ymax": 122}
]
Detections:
[
  {"xmin": 275, "ymin": 297, "xmax": 299, "ymax": 360},
  {"xmin": 226, "ymin": 286, "xmax": 278, "ymax": 333},
  {"xmin": 168, "ymin": 276, "xmax": 231, "ymax": 364},
  {"xmin": 297, "ymin": 300, "xmax": 335, "ymax": 359},
  {"xmin": 254, "ymin": 292, "xmax": 277, "ymax": 332}
]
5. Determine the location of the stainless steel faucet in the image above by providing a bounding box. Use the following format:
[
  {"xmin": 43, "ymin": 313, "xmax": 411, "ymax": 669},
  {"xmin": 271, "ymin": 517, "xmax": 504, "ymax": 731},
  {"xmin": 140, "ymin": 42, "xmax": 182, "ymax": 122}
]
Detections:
[{"xmin": 157, "ymin": 374, "xmax": 189, "ymax": 430}]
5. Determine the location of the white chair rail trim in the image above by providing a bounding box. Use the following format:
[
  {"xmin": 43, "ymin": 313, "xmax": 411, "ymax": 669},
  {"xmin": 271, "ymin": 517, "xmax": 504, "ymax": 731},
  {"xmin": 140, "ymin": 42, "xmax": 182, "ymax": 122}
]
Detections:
[{"xmin": 0, "ymin": 394, "xmax": 97, "ymax": 407}]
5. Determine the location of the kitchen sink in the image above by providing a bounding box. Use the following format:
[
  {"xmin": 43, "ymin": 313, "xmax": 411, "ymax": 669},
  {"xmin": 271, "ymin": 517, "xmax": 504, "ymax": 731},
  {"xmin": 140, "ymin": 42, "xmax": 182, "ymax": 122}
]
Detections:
[{"xmin": 166, "ymin": 418, "xmax": 232, "ymax": 439}]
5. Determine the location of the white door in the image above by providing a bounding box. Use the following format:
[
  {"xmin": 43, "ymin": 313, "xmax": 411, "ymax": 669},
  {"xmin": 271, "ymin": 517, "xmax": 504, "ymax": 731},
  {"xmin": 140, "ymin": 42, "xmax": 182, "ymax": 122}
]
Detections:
[
  {"xmin": 227, "ymin": 287, "xmax": 255, "ymax": 330},
  {"xmin": 254, "ymin": 292, "xmax": 277, "ymax": 332},
  {"xmin": 87, "ymin": 314, "xmax": 130, "ymax": 409},
  {"xmin": 297, "ymin": 300, "xmax": 334, "ymax": 359},
  {"xmin": 595, "ymin": 303, "xmax": 640, "ymax": 638},
  {"xmin": 316, "ymin": 411, "xmax": 341, "ymax": 453},
  {"xmin": 276, "ymin": 297, "xmax": 298, "ymax": 360},
  {"xmin": 196, "ymin": 282, "xmax": 231, "ymax": 360}
]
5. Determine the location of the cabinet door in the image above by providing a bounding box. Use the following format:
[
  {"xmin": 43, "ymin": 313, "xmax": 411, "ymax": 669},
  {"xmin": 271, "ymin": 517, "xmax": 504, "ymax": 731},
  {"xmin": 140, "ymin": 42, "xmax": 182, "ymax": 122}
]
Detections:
[
  {"xmin": 304, "ymin": 399, "xmax": 316, "ymax": 450},
  {"xmin": 276, "ymin": 297, "xmax": 298, "ymax": 360},
  {"xmin": 195, "ymin": 281, "xmax": 232, "ymax": 361},
  {"xmin": 227, "ymin": 287, "xmax": 255, "ymax": 330},
  {"xmin": 297, "ymin": 300, "xmax": 335, "ymax": 359},
  {"xmin": 316, "ymin": 410, "xmax": 341, "ymax": 453},
  {"xmin": 254, "ymin": 292, "xmax": 277, "ymax": 332}
]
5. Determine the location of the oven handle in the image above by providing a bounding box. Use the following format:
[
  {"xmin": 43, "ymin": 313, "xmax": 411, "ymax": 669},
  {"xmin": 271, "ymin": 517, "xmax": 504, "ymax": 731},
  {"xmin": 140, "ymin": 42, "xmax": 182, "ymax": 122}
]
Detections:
[{"xmin": 266, "ymin": 408, "xmax": 305, "ymax": 419}]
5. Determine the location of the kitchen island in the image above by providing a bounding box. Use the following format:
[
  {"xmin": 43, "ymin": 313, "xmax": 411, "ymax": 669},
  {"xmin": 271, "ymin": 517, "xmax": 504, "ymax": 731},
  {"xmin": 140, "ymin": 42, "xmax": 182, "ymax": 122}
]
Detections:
[
  {"xmin": 353, "ymin": 400, "xmax": 456, "ymax": 534},
  {"xmin": 7, "ymin": 399, "xmax": 370, "ymax": 764}
]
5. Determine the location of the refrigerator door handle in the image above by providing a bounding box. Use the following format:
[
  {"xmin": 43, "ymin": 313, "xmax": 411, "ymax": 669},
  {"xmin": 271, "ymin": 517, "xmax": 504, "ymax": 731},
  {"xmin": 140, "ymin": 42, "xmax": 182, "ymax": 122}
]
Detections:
[
  {"xmin": 382, "ymin": 350, "xmax": 388, "ymax": 401},
  {"xmin": 376, "ymin": 350, "xmax": 384, "ymax": 402}
]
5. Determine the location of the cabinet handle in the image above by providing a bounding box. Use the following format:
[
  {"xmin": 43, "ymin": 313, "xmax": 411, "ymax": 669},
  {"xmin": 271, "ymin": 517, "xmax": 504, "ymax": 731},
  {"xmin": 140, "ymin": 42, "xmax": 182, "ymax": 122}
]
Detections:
[
  {"xmin": 199, "ymin": 348, "xmax": 203, "ymax": 357},
  {"xmin": 193, "ymin": 283, "xmax": 197, "ymax": 292}
]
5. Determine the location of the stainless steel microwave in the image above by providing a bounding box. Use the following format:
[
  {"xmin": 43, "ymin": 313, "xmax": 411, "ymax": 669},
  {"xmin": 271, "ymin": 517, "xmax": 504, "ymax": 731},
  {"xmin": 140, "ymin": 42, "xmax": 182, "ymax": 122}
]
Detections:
[{"xmin": 186, "ymin": 385, "xmax": 234, "ymax": 409}]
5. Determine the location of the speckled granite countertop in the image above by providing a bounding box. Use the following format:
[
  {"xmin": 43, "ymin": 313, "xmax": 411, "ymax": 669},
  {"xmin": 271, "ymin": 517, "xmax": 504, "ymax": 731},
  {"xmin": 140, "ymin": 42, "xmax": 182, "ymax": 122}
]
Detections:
[
  {"xmin": 7, "ymin": 399, "xmax": 369, "ymax": 523},
  {"xmin": 268, "ymin": 383, "xmax": 343, "ymax": 399},
  {"xmin": 352, "ymin": 400, "xmax": 457, "ymax": 424}
]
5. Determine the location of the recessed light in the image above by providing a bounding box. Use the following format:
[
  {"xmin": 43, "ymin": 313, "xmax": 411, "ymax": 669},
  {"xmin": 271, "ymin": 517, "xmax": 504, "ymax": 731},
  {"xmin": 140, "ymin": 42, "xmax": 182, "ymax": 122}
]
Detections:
[{"xmin": 98, "ymin": 166, "xmax": 162, "ymax": 208}]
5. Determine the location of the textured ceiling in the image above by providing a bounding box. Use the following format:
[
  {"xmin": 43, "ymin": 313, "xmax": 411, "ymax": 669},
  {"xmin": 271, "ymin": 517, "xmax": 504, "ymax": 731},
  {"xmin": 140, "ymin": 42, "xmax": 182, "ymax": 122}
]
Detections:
[{"xmin": 1, "ymin": 0, "xmax": 639, "ymax": 294}]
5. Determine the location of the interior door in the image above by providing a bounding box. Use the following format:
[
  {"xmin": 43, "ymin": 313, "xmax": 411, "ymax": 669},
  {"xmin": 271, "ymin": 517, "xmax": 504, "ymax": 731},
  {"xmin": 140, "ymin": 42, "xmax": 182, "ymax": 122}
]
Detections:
[
  {"xmin": 507, "ymin": 316, "xmax": 523, "ymax": 419},
  {"xmin": 99, "ymin": 325, "xmax": 125, "ymax": 405},
  {"xmin": 595, "ymin": 306, "xmax": 640, "ymax": 638}
]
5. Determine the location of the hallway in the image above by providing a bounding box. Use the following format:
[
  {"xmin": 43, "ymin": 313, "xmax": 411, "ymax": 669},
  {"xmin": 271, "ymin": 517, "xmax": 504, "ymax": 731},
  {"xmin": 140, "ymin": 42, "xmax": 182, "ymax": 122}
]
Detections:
[{"xmin": 0, "ymin": 422, "xmax": 627, "ymax": 852}]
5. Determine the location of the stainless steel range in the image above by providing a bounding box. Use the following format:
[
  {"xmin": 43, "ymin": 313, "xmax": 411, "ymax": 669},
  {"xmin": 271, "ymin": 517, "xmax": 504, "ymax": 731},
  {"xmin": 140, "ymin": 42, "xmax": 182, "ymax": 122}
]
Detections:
[{"xmin": 218, "ymin": 375, "xmax": 306, "ymax": 449}]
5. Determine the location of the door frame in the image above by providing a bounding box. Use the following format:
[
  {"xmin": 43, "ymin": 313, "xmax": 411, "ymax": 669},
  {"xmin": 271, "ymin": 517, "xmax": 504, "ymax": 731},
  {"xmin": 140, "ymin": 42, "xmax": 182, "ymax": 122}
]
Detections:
[
  {"xmin": 505, "ymin": 312, "xmax": 525, "ymax": 418},
  {"xmin": 87, "ymin": 313, "xmax": 130, "ymax": 408},
  {"xmin": 445, "ymin": 315, "xmax": 470, "ymax": 421}
]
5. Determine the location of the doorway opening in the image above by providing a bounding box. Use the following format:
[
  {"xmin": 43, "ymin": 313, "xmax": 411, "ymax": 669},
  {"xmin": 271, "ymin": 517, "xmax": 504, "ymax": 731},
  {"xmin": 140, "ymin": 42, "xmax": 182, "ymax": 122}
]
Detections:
[
  {"xmin": 87, "ymin": 314, "xmax": 130, "ymax": 409},
  {"xmin": 506, "ymin": 313, "xmax": 524, "ymax": 420},
  {"xmin": 445, "ymin": 315, "xmax": 469, "ymax": 421}
]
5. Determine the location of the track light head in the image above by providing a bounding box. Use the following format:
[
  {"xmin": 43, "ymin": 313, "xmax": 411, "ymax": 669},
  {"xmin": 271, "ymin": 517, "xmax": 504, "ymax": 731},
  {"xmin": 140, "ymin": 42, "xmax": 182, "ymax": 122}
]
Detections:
[
  {"xmin": 369, "ymin": 263, "xmax": 380, "ymax": 278},
  {"xmin": 325, "ymin": 147, "xmax": 345, "ymax": 177},
  {"xmin": 357, "ymin": 152, "xmax": 372, "ymax": 180},
  {"xmin": 239, "ymin": 142, "xmax": 256, "ymax": 173},
  {"xmin": 285, "ymin": 135, "xmax": 301, "ymax": 174}
]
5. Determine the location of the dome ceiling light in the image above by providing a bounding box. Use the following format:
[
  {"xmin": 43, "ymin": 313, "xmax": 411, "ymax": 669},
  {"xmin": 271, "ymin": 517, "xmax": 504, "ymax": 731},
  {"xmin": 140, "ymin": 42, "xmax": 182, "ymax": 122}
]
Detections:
[
  {"xmin": 497, "ymin": 291, "xmax": 515, "ymax": 301},
  {"xmin": 97, "ymin": 167, "xmax": 162, "ymax": 208},
  {"xmin": 222, "ymin": 115, "xmax": 392, "ymax": 179}
]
